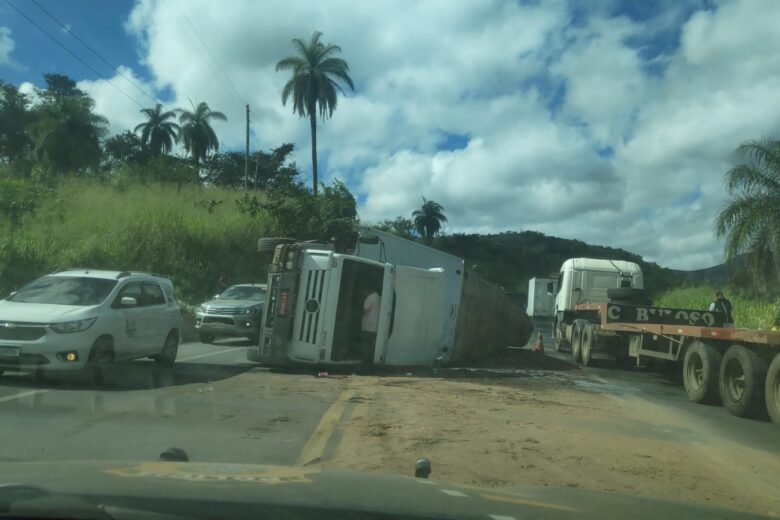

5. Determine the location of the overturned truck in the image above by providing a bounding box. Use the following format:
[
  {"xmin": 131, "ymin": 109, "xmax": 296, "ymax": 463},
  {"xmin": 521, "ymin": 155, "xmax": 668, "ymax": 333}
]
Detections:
[{"xmin": 247, "ymin": 228, "xmax": 532, "ymax": 367}]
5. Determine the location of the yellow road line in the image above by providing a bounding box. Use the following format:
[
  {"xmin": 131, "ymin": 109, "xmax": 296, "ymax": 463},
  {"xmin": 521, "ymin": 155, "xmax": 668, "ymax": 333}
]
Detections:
[
  {"xmin": 296, "ymin": 387, "xmax": 355, "ymax": 466},
  {"xmin": 481, "ymin": 493, "xmax": 577, "ymax": 512}
]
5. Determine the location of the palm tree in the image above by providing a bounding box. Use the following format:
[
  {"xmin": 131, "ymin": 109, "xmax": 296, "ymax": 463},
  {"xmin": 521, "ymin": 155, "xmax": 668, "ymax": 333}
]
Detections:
[
  {"xmin": 133, "ymin": 103, "xmax": 179, "ymax": 156},
  {"xmin": 276, "ymin": 31, "xmax": 354, "ymax": 194},
  {"xmin": 413, "ymin": 197, "xmax": 448, "ymax": 242},
  {"xmin": 714, "ymin": 138, "xmax": 780, "ymax": 288},
  {"xmin": 177, "ymin": 101, "xmax": 227, "ymax": 167}
]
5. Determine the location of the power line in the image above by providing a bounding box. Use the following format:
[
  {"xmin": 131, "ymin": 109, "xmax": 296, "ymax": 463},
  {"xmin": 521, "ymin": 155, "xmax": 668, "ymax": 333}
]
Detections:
[
  {"xmin": 4, "ymin": 0, "xmax": 144, "ymax": 108},
  {"xmin": 28, "ymin": 0, "xmax": 159, "ymax": 106},
  {"xmin": 172, "ymin": 0, "xmax": 246, "ymax": 108}
]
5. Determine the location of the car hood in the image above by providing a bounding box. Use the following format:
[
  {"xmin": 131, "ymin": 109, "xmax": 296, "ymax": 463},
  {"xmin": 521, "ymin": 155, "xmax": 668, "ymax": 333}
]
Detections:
[
  {"xmin": 0, "ymin": 300, "xmax": 99, "ymax": 323},
  {"xmin": 199, "ymin": 299, "xmax": 263, "ymax": 310},
  {"xmin": 0, "ymin": 460, "xmax": 767, "ymax": 520}
]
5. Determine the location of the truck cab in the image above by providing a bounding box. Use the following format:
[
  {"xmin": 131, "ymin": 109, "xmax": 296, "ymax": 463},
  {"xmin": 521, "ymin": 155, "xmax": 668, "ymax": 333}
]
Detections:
[
  {"xmin": 248, "ymin": 242, "xmax": 447, "ymax": 367},
  {"xmin": 552, "ymin": 258, "xmax": 643, "ymax": 349}
]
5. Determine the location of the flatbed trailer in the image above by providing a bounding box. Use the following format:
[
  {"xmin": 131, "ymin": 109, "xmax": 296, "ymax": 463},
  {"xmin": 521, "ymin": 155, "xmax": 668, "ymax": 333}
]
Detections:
[{"xmin": 566, "ymin": 302, "xmax": 780, "ymax": 428}]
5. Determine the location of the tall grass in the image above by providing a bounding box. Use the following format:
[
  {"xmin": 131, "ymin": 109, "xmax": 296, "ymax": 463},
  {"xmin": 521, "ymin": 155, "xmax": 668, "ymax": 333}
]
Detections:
[
  {"xmin": 0, "ymin": 179, "xmax": 274, "ymax": 303},
  {"xmin": 655, "ymin": 286, "xmax": 779, "ymax": 330}
]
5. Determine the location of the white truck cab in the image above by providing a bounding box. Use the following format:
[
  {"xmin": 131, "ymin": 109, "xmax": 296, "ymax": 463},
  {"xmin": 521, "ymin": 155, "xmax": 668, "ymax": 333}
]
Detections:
[{"xmin": 553, "ymin": 258, "xmax": 643, "ymax": 312}]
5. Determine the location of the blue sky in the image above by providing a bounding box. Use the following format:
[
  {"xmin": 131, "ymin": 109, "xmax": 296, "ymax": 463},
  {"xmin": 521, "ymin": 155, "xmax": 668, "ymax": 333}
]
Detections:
[{"xmin": 2, "ymin": 0, "xmax": 780, "ymax": 270}]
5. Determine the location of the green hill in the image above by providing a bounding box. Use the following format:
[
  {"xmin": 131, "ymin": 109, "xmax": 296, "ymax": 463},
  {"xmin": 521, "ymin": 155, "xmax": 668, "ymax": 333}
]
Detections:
[{"xmin": 432, "ymin": 231, "xmax": 685, "ymax": 299}]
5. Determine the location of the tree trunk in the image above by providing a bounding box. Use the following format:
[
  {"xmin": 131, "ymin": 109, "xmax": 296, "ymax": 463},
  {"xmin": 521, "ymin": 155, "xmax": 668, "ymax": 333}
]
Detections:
[{"xmin": 309, "ymin": 109, "xmax": 318, "ymax": 195}]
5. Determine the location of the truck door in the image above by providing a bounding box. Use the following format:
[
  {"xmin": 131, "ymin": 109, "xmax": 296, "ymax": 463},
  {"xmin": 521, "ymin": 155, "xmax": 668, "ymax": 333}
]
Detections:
[{"xmin": 289, "ymin": 253, "xmax": 332, "ymax": 362}]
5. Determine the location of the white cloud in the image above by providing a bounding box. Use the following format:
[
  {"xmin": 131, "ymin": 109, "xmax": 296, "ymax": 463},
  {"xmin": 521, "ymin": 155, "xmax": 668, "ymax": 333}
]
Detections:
[
  {"xmin": 75, "ymin": 0, "xmax": 780, "ymax": 270},
  {"xmin": 0, "ymin": 26, "xmax": 17, "ymax": 67}
]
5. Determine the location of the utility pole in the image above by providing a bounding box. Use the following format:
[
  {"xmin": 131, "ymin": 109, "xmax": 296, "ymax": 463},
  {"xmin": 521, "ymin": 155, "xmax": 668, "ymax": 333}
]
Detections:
[{"xmin": 244, "ymin": 104, "xmax": 250, "ymax": 190}]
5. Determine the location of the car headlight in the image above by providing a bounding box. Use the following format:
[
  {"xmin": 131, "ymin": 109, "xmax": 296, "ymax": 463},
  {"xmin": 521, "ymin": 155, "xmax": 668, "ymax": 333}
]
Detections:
[
  {"xmin": 242, "ymin": 307, "xmax": 256, "ymax": 315},
  {"xmin": 50, "ymin": 317, "xmax": 97, "ymax": 334}
]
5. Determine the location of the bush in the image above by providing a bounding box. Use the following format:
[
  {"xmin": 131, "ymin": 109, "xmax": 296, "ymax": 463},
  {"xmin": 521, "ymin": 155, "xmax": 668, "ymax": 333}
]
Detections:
[{"xmin": 655, "ymin": 286, "xmax": 780, "ymax": 330}]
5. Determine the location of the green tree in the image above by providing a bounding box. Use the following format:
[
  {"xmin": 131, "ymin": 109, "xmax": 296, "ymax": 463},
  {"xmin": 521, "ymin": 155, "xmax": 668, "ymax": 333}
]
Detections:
[
  {"xmin": 104, "ymin": 130, "xmax": 148, "ymax": 168},
  {"xmin": 375, "ymin": 216, "xmax": 415, "ymax": 239},
  {"xmin": 205, "ymin": 143, "xmax": 298, "ymax": 190},
  {"xmin": 177, "ymin": 101, "xmax": 227, "ymax": 167},
  {"xmin": 134, "ymin": 103, "xmax": 179, "ymax": 156},
  {"xmin": 276, "ymin": 31, "xmax": 354, "ymax": 194},
  {"xmin": 412, "ymin": 197, "xmax": 448, "ymax": 242},
  {"xmin": 26, "ymin": 74, "xmax": 108, "ymax": 175},
  {"xmin": 0, "ymin": 80, "xmax": 32, "ymax": 164},
  {"xmin": 715, "ymin": 138, "xmax": 780, "ymax": 292}
]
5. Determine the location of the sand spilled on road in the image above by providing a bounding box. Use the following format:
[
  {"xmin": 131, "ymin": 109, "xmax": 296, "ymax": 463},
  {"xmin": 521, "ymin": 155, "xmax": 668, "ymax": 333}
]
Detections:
[{"xmin": 324, "ymin": 373, "xmax": 780, "ymax": 518}]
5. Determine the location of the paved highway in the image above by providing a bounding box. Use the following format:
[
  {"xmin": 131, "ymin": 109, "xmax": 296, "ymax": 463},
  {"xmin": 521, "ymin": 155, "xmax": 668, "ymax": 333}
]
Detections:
[{"xmin": 0, "ymin": 340, "xmax": 344, "ymax": 465}]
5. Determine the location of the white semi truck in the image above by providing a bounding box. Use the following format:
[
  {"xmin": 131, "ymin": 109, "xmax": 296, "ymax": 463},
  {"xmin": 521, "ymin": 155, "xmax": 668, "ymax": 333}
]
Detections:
[
  {"xmin": 247, "ymin": 231, "xmax": 531, "ymax": 368},
  {"xmin": 551, "ymin": 257, "xmax": 780, "ymax": 429}
]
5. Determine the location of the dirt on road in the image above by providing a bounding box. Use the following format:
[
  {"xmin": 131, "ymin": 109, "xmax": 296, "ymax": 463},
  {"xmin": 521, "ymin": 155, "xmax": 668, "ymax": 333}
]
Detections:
[{"xmin": 321, "ymin": 368, "xmax": 780, "ymax": 518}]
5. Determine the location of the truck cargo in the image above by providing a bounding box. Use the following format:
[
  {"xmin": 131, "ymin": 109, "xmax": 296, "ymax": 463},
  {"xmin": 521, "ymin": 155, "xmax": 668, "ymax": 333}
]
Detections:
[
  {"xmin": 526, "ymin": 277, "xmax": 556, "ymax": 318},
  {"xmin": 247, "ymin": 231, "xmax": 532, "ymax": 368},
  {"xmin": 551, "ymin": 257, "xmax": 780, "ymax": 428}
]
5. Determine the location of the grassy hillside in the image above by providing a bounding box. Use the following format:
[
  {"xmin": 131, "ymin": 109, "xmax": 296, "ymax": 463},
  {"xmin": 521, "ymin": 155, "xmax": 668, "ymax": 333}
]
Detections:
[
  {"xmin": 432, "ymin": 231, "xmax": 685, "ymax": 298},
  {"xmin": 0, "ymin": 179, "xmax": 274, "ymax": 303}
]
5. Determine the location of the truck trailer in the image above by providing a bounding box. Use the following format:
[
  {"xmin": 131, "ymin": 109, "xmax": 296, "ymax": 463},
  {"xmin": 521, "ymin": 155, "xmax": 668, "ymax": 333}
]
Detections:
[
  {"xmin": 551, "ymin": 257, "xmax": 780, "ymax": 428},
  {"xmin": 248, "ymin": 233, "xmax": 532, "ymax": 368},
  {"xmin": 526, "ymin": 277, "xmax": 556, "ymax": 318}
]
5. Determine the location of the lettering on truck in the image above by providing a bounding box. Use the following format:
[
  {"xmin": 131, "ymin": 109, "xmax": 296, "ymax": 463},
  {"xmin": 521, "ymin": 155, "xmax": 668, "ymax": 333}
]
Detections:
[{"xmin": 606, "ymin": 303, "xmax": 722, "ymax": 327}]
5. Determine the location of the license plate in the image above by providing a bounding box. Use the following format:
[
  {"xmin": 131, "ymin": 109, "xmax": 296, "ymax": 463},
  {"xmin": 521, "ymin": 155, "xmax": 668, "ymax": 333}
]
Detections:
[{"xmin": 0, "ymin": 346, "xmax": 21, "ymax": 357}]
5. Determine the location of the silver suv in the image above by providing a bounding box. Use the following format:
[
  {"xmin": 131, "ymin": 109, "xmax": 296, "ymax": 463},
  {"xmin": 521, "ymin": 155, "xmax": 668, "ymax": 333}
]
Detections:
[
  {"xmin": 195, "ymin": 284, "xmax": 266, "ymax": 343},
  {"xmin": 0, "ymin": 269, "xmax": 182, "ymax": 380}
]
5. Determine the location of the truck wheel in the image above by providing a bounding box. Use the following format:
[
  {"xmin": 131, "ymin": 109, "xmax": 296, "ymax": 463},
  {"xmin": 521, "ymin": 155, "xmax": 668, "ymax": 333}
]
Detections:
[
  {"xmin": 765, "ymin": 355, "xmax": 780, "ymax": 428},
  {"xmin": 581, "ymin": 324, "xmax": 595, "ymax": 367},
  {"xmin": 683, "ymin": 341, "xmax": 721, "ymax": 403},
  {"xmin": 571, "ymin": 321, "xmax": 583, "ymax": 363},
  {"xmin": 719, "ymin": 345, "xmax": 768, "ymax": 418}
]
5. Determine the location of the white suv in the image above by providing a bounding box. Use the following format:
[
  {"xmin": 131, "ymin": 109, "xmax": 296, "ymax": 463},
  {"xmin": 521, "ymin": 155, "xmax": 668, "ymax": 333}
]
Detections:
[{"xmin": 0, "ymin": 269, "xmax": 182, "ymax": 380}]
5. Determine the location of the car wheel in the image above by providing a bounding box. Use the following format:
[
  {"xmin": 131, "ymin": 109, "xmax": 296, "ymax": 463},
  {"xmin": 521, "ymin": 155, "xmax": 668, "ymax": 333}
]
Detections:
[
  {"xmin": 154, "ymin": 331, "xmax": 179, "ymax": 366},
  {"xmin": 199, "ymin": 332, "xmax": 214, "ymax": 344},
  {"xmin": 87, "ymin": 337, "xmax": 114, "ymax": 385}
]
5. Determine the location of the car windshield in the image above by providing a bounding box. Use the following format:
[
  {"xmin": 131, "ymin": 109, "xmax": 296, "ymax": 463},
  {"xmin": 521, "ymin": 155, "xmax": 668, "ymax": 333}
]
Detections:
[
  {"xmin": 8, "ymin": 276, "xmax": 117, "ymax": 306},
  {"xmin": 218, "ymin": 286, "xmax": 265, "ymax": 301}
]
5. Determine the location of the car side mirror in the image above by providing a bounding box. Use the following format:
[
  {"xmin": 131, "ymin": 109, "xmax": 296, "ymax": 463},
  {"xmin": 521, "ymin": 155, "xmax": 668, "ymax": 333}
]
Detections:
[
  {"xmin": 121, "ymin": 296, "xmax": 138, "ymax": 307},
  {"xmin": 214, "ymin": 294, "xmax": 220, "ymax": 299}
]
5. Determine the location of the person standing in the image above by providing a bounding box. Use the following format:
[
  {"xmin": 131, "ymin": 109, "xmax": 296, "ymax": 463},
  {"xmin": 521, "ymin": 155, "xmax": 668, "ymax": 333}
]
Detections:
[
  {"xmin": 361, "ymin": 283, "xmax": 382, "ymax": 365},
  {"xmin": 709, "ymin": 291, "xmax": 734, "ymax": 328}
]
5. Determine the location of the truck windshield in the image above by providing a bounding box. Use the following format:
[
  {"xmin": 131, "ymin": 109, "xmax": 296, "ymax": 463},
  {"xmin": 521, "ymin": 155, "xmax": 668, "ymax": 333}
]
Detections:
[{"xmin": 331, "ymin": 259, "xmax": 383, "ymax": 361}]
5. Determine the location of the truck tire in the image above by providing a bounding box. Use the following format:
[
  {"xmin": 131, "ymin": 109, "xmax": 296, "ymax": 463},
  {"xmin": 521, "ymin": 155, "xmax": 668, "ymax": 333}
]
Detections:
[
  {"xmin": 607, "ymin": 288, "xmax": 651, "ymax": 305},
  {"xmin": 581, "ymin": 324, "xmax": 595, "ymax": 367},
  {"xmin": 682, "ymin": 341, "xmax": 721, "ymax": 403},
  {"xmin": 257, "ymin": 237, "xmax": 295, "ymax": 253},
  {"xmin": 571, "ymin": 320, "xmax": 584, "ymax": 363},
  {"xmin": 765, "ymin": 354, "xmax": 780, "ymax": 428},
  {"xmin": 719, "ymin": 345, "xmax": 768, "ymax": 418}
]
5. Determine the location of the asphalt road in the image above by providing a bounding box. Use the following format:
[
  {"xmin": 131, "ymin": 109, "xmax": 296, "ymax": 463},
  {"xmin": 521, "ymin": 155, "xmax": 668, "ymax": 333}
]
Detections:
[
  {"xmin": 528, "ymin": 319, "xmax": 780, "ymax": 455},
  {"xmin": 0, "ymin": 339, "xmax": 343, "ymax": 466}
]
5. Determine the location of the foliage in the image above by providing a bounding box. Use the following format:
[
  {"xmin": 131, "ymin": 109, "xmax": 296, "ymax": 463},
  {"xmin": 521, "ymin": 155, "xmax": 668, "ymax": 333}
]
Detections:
[
  {"xmin": 655, "ymin": 286, "xmax": 780, "ymax": 330},
  {"xmin": 432, "ymin": 230, "xmax": 685, "ymax": 298},
  {"xmin": 0, "ymin": 80, "xmax": 32, "ymax": 164},
  {"xmin": 276, "ymin": 31, "xmax": 354, "ymax": 193},
  {"xmin": 0, "ymin": 177, "xmax": 39, "ymax": 227},
  {"xmin": 412, "ymin": 197, "xmax": 447, "ymax": 240},
  {"xmin": 103, "ymin": 130, "xmax": 149, "ymax": 168},
  {"xmin": 373, "ymin": 216, "xmax": 416, "ymax": 240},
  {"xmin": 0, "ymin": 179, "xmax": 274, "ymax": 303},
  {"xmin": 134, "ymin": 103, "xmax": 179, "ymax": 156},
  {"xmin": 714, "ymin": 137, "xmax": 780, "ymax": 294},
  {"xmin": 177, "ymin": 101, "xmax": 227, "ymax": 166},
  {"xmin": 113, "ymin": 155, "xmax": 199, "ymax": 189}
]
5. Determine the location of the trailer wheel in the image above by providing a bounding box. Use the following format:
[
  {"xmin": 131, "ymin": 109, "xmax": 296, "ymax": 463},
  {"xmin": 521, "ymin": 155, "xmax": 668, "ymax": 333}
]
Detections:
[
  {"xmin": 719, "ymin": 345, "xmax": 768, "ymax": 418},
  {"xmin": 765, "ymin": 355, "xmax": 780, "ymax": 428},
  {"xmin": 682, "ymin": 341, "xmax": 721, "ymax": 403},
  {"xmin": 581, "ymin": 324, "xmax": 595, "ymax": 367},
  {"xmin": 571, "ymin": 321, "xmax": 584, "ymax": 363}
]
